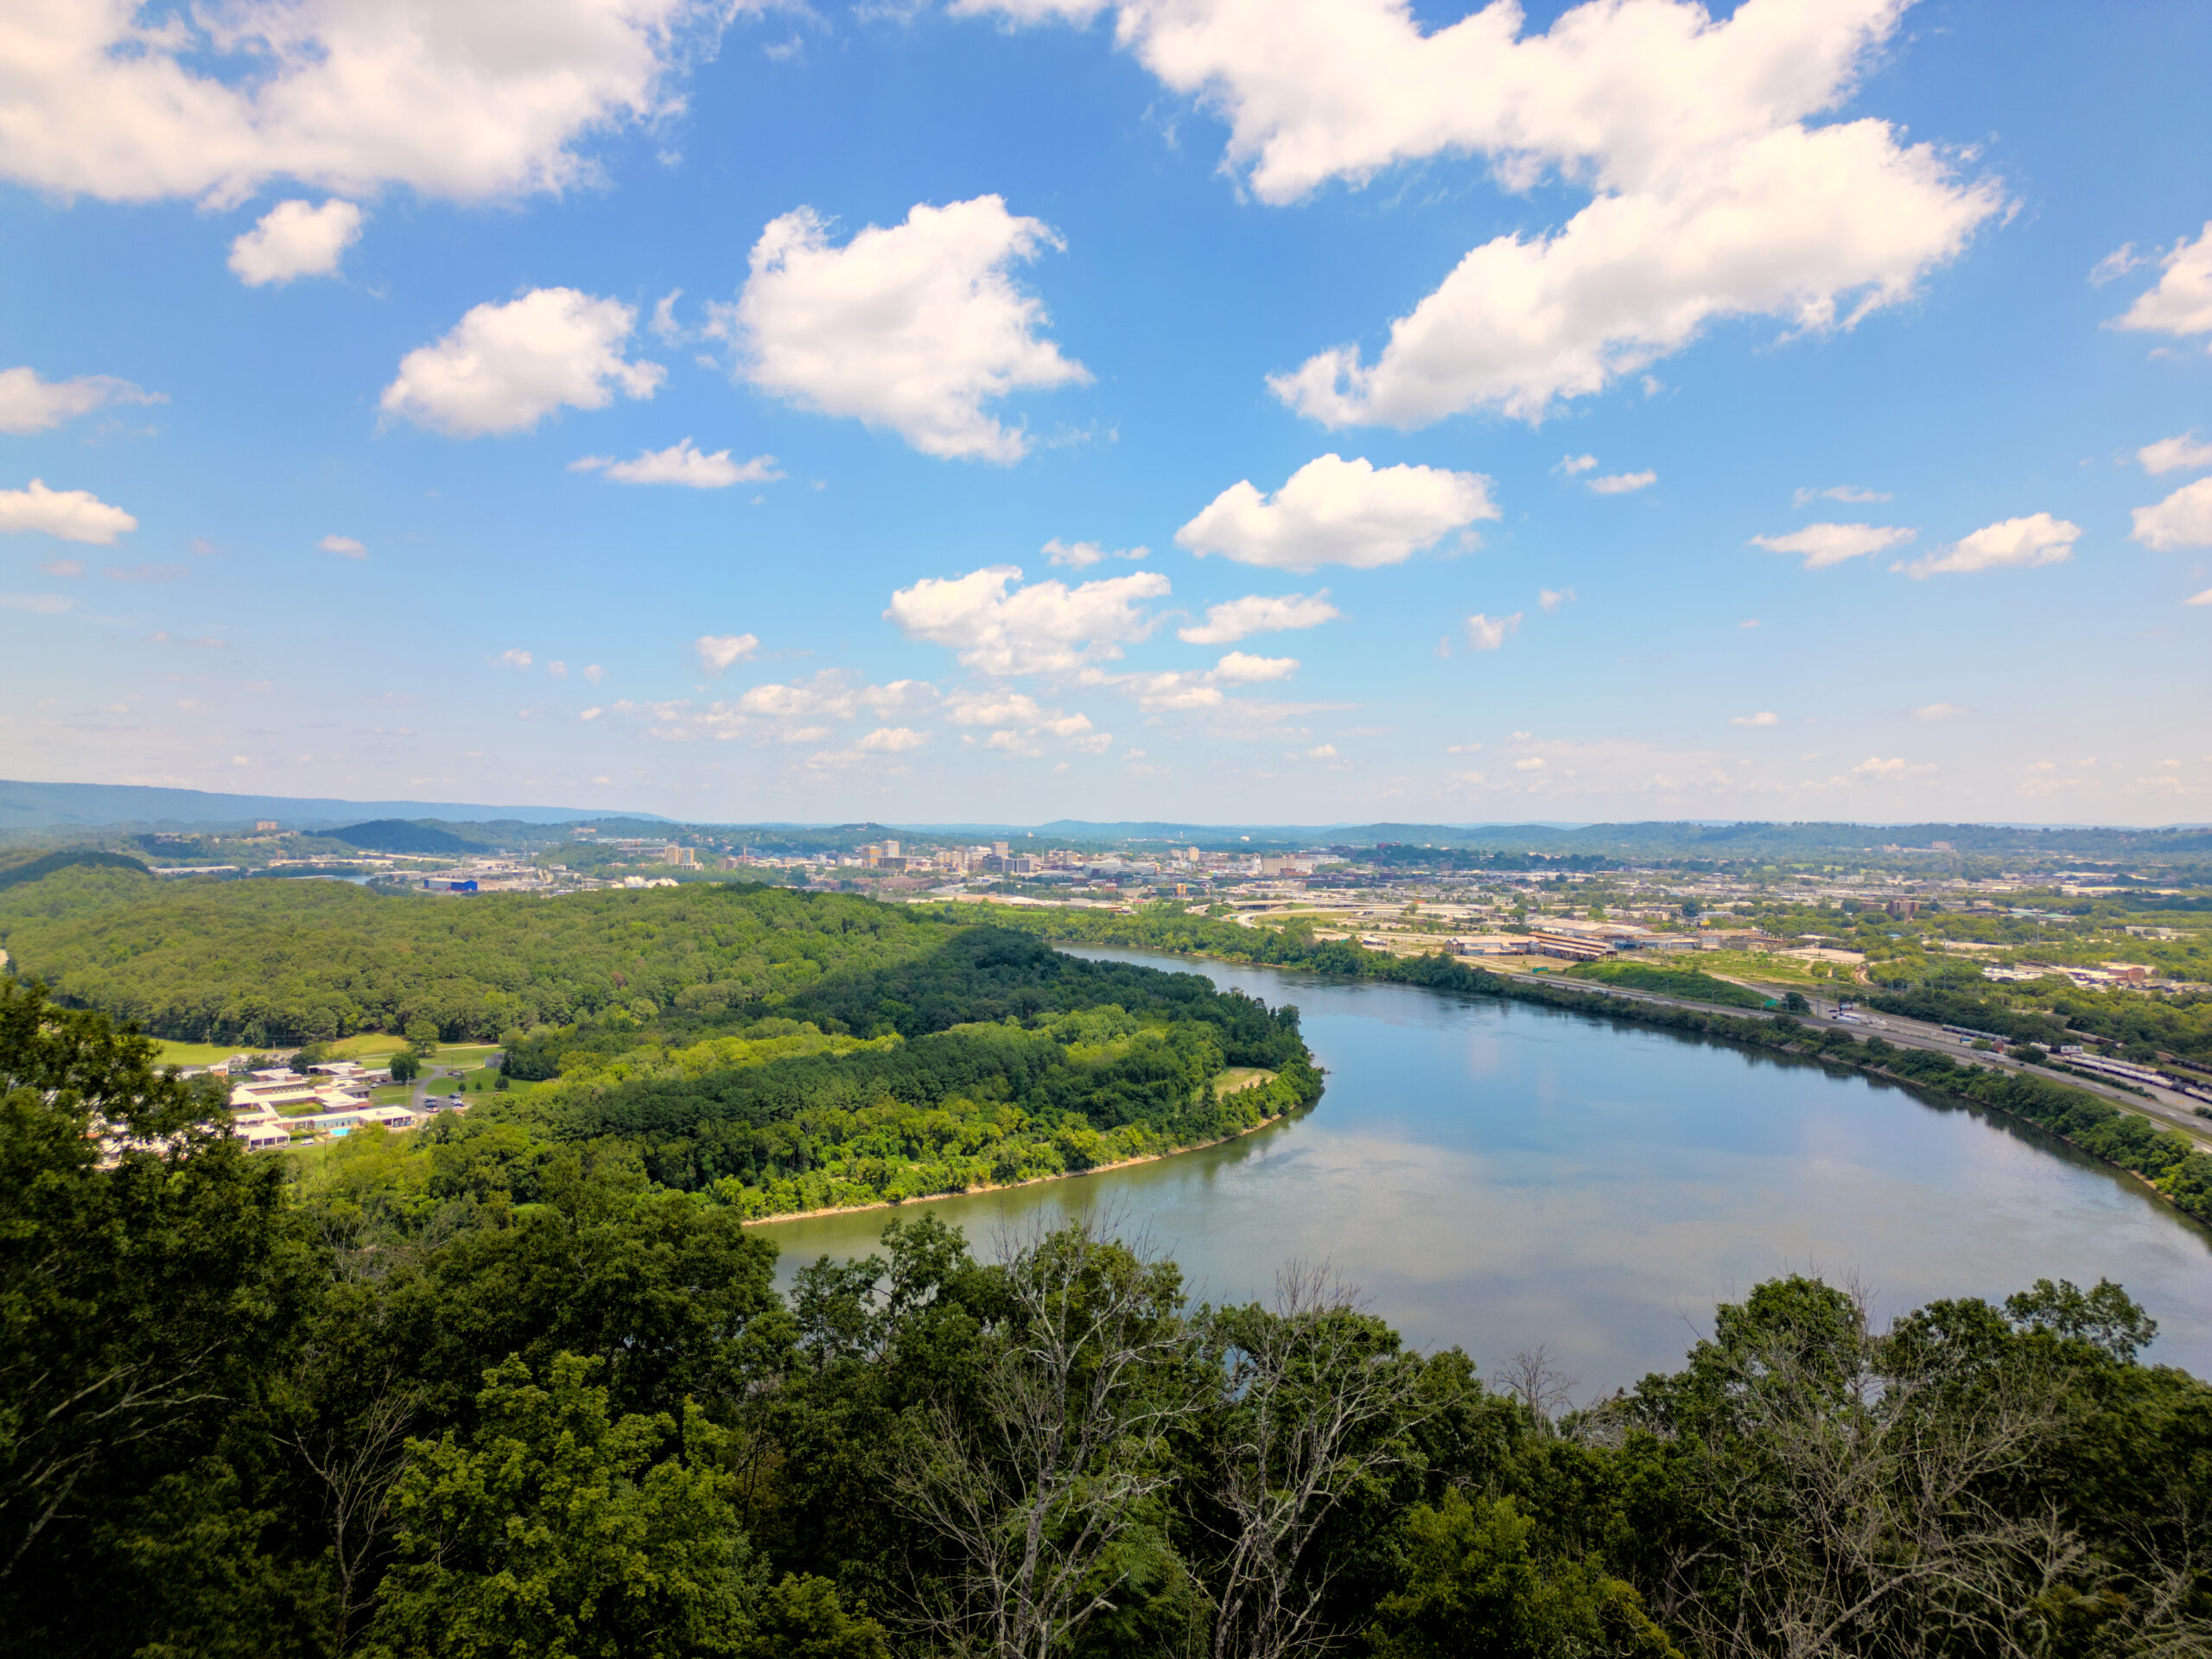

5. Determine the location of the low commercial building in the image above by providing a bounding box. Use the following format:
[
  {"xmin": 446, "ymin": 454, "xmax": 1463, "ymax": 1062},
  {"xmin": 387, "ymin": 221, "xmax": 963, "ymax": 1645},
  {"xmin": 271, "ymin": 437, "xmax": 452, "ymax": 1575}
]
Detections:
[{"xmin": 1526, "ymin": 929, "xmax": 1616, "ymax": 962}]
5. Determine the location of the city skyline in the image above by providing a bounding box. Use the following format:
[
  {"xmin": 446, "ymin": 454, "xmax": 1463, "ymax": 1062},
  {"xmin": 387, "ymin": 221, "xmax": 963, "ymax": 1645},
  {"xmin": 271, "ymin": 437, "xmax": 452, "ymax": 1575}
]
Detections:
[{"xmin": 3, "ymin": 0, "xmax": 2209, "ymax": 825}]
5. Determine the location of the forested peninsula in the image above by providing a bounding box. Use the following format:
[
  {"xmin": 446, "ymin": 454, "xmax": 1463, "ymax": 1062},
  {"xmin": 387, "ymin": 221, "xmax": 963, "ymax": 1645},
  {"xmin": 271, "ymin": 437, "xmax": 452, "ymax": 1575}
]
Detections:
[{"xmin": 0, "ymin": 864, "xmax": 1320, "ymax": 1219}]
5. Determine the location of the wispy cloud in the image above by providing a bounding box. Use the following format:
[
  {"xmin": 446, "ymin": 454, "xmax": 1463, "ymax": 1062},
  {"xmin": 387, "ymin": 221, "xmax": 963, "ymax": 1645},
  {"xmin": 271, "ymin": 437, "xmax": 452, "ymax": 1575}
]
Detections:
[
  {"xmin": 1793, "ymin": 485, "xmax": 1891, "ymax": 506},
  {"xmin": 1586, "ymin": 469, "xmax": 1656, "ymax": 495}
]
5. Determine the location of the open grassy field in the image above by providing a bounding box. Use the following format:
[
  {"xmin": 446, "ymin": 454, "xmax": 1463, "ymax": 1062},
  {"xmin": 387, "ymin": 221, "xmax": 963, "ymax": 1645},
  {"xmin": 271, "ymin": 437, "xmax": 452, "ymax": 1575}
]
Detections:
[
  {"xmin": 1214, "ymin": 1067, "xmax": 1278, "ymax": 1096},
  {"xmin": 149, "ymin": 1038, "xmax": 253, "ymax": 1068},
  {"xmin": 1566, "ymin": 959, "xmax": 1770, "ymax": 1008},
  {"xmin": 148, "ymin": 1031, "xmax": 410, "ymax": 1068},
  {"xmin": 432, "ymin": 1044, "xmax": 503, "ymax": 1065},
  {"xmin": 1688, "ymin": 949, "xmax": 1827, "ymax": 989}
]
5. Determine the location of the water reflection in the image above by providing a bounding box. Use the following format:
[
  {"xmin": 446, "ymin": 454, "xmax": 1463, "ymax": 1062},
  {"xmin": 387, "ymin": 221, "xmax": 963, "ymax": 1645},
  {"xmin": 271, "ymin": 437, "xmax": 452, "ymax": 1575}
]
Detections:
[{"xmin": 755, "ymin": 949, "xmax": 2212, "ymax": 1389}]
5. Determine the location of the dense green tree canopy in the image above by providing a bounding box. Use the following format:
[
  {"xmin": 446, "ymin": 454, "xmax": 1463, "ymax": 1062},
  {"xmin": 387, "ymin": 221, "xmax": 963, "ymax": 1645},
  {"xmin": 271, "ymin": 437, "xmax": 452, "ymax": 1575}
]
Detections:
[{"xmin": 0, "ymin": 871, "xmax": 965, "ymax": 1045}]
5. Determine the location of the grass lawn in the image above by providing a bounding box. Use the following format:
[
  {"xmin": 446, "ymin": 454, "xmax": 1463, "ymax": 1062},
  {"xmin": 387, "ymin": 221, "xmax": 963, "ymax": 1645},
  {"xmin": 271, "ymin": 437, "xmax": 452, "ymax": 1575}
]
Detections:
[
  {"xmin": 150, "ymin": 1031, "xmax": 410, "ymax": 1068},
  {"xmin": 1567, "ymin": 959, "xmax": 1770, "ymax": 1008},
  {"xmin": 150, "ymin": 1038, "xmax": 253, "ymax": 1068},
  {"xmin": 1689, "ymin": 949, "xmax": 1826, "ymax": 989}
]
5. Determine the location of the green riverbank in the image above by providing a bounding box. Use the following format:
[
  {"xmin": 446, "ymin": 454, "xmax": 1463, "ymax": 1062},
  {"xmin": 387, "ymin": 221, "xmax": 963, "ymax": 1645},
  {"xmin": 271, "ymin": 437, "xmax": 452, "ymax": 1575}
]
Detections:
[{"xmin": 949, "ymin": 904, "xmax": 2212, "ymax": 1235}]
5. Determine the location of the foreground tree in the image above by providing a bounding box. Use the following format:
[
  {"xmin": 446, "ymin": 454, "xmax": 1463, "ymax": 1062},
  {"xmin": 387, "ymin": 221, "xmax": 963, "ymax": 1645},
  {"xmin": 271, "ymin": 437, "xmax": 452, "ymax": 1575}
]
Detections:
[
  {"xmin": 0, "ymin": 978, "xmax": 321, "ymax": 1656},
  {"xmin": 1197, "ymin": 1267, "xmax": 1431, "ymax": 1659},
  {"xmin": 895, "ymin": 1221, "xmax": 1202, "ymax": 1659},
  {"xmin": 1624, "ymin": 1274, "xmax": 2212, "ymax": 1658}
]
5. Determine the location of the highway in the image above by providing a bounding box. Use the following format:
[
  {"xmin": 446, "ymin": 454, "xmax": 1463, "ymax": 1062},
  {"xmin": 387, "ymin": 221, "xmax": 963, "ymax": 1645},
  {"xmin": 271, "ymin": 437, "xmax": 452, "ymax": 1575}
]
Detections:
[{"xmin": 1508, "ymin": 969, "xmax": 2212, "ymax": 1152}]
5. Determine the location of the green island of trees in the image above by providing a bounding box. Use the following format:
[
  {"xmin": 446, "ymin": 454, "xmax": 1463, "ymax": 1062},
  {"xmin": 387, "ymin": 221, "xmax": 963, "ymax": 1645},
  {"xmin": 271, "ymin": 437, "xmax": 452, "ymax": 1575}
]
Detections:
[
  {"xmin": 7, "ymin": 979, "xmax": 2212, "ymax": 1657},
  {"xmin": 496, "ymin": 927, "xmax": 1321, "ymax": 1218}
]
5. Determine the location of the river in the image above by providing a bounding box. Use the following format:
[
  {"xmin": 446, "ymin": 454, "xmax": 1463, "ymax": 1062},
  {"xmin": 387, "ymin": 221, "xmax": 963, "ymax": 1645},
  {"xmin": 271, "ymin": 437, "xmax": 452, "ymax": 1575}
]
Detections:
[{"xmin": 757, "ymin": 948, "xmax": 2212, "ymax": 1389}]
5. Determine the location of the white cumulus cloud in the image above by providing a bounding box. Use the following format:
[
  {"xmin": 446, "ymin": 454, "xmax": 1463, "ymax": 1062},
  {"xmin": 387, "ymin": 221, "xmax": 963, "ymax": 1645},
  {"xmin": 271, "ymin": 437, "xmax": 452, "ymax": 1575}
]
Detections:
[
  {"xmin": 0, "ymin": 0, "xmax": 728, "ymax": 205},
  {"xmin": 1910, "ymin": 702, "xmax": 1969, "ymax": 721},
  {"xmin": 886, "ymin": 565, "xmax": 1169, "ymax": 675},
  {"xmin": 945, "ymin": 690, "xmax": 1047, "ymax": 726},
  {"xmin": 2139, "ymin": 433, "xmax": 2212, "ymax": 475},
  {"xmin": 0, "ymin": 367, "xmax": 163, "ymax": 434},
  {"xmin": 491, "ymin": 649, "xmax": 532, "ymax": 669},
  {"xmin": 718, "ymin": 196, "xmax": 1088, "ymax": 462},
  {"xmin": 1751, "ymin": 522, "xmax": 1916, "ymax": 569},
  {"xmin": 1211, "ymin": 651, "xmax": 1300, "ymax": 683},
  {"xmin": 1730, "ymin": 711, "xmax": 1779, "ymax": 727},
  {"xmin": 381, "ymin": 289, "xmax": 664, "ymax": 437},
  {"xmin": 1176, "ymin": 454, "xmax": 1496, "ymax": 572},
  {"xmin": 1586, "ymin": 469, "xmax": 1656, "ymax": 494},
  {"xmin": 1904, "ymin": 513, "xmax": 2082, "ymax": 578},
  {"xmin": 318, "ymin": 534, "xmax": 365, "ymax": 557},
  {"xmin": 696, "ymin": 633, "xmax": 760, "ymax": 673},
  {"xmin": 1177, "ymin": 590, "xmax": 1339, "ymax": 645},
  {"xmin": 571, "ymin": 440, "xmax": 782, "ymax": 488},
  {"xmin": 0, "ymin": 480, "xmax": 137, "ymax": 544},
  {"xmin": 2111, "ymin": 223, "xmax": 2212, "ymax": 340},
  {"xmin": 2130, "ymin": 478, "xmax": 2212, "ymax": 551},
  {"xmin": 1538, "ymin": 586, "xmax": 1576, "ymax": 610},
  {"xmin": 855, "ymin": 726, "xmax": 928, "ymax": 753},
  {"xmin": 1465, "ymin": 611, "xmax": 1522, "ymax": 652},
  {"xmin": 1030, "ymin": 0, "xmax": 2011, "ymax": 427},
  {"xmin": 228, "ymin": 199, "xmax": 363, "ymax": 286}
]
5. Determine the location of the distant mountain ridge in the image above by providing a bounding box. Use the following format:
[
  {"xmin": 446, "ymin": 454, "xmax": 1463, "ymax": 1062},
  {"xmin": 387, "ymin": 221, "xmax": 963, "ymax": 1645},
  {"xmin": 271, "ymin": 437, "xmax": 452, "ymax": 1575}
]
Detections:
[{"xmin": 0, "ymin": 779, "xmax": 662, "ymax": 831}]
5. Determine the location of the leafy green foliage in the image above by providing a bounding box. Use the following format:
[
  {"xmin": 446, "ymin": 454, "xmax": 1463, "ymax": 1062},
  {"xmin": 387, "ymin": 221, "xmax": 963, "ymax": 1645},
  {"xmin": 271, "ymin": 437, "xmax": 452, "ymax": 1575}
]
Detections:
[
  {"xmin": 1367, "ymin": 1491, "xmax": 1679, "ymax": 1659},
  {"xmin": 0, "ymin": 877, "xmax": 965, "ymax": 1046},
  {"xmin": 495, "ymin": 931, "xmax": 1322, "ymax": 1217},
  {"xmin": 369, "ymin": 1353, "xmax": 754, "ymax": 1659},
  {"xmin": 9, "ymin": 887, "xmax": 2212, "ymax": 1658},
  {"xmin": 0, "ymin": 979, "xmax": 323, "ymax": 1656},
  {"xmin": 3, "ymin": 992, "xmax": 2211, "ymax": 1658},
  {"xmin": 0, "ymin": 848, "xmax": 149, "ymax": 893}
]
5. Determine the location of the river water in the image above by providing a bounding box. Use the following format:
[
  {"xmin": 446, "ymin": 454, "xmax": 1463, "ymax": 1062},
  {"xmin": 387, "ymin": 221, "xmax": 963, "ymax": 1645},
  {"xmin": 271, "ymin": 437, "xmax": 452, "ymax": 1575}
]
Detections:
[{"xmin": 756, "ymin": 949, "xmax": 2212, "ymax": 1389}]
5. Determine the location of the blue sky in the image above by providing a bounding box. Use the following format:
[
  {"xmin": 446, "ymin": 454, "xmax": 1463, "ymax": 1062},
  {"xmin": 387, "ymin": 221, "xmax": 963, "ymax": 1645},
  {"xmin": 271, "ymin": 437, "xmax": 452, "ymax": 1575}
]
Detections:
[{"xmin": 2, "ymin": 0, "xmax": 2208, "ymax": 826}]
